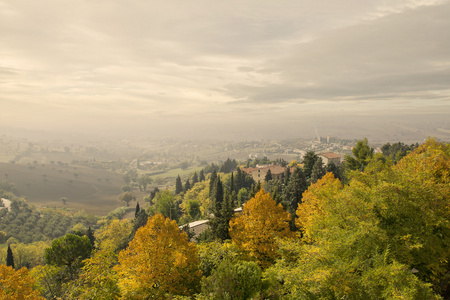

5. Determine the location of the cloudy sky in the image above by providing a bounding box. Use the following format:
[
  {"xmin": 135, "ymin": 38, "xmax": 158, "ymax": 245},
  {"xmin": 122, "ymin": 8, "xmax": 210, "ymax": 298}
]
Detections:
[{"xmin": 1, "ymin": 0, "xmax": 449, "ymax": 141}]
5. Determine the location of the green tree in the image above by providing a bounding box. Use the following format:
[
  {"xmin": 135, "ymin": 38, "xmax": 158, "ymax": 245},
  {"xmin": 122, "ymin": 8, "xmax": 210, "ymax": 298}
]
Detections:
[
  {"xmin": 119, "ymin": 192, "xmax": 136, "ymax": 207},
  {"xmin": 138, "ymin": 175, "xmax": 152, "ymax": 191},
  {"xmin": 209, "ymin": 169, "xmax": 218, "ymax": 198},
  {"xmin": 192, "ymin": 172, "xmax": 199, "ymax": 185},
  {"xmin": 185, "ymin": 200, "xmax": 202, "ymax": 220},
  {"xmin": 184, "ymin": 179, "xmax": 191, "ymax": 192},
  {"xmin": 282, "ymin": 167, "xmax": 308, "ymax": 230},
  {"xmin": 264, "ymin": 169, "xmax": 273, "ymax": 182},
  {"xmin": 155, "ymin": 190, "xmax": 179, "ymax": 221},
  {"xmin": 44, "ymin": 234, "xmax": 93, "ymax": 270},
  {"xmin": 268, "ymin": 139, "xmax": 448, "ymax": 299},
  {"xmin": 134, "ymin": 202, "xmax": 140, "ymax": 218},
  {"xmin": 282, "ymin": 167, "xmax": 307, "ymax": 214},
  {"xmin": 237, "ymin": 188, "xmax": 250, "ymax": 206},
  {"xmin": 201, "ymin": 260, "xmax": 262, "ymax": 300},
  {"xmin": 210, "ymin": 190, "xmax": 234, "ymax": 241},
  {"xmin": 310, "ymin": 157, "xmax": 325, "ymax": 183},
  {"xmin": 302, "ymin": 151, "xmax": 318, "ymax": 179},
  {"xmin": 65, "ymin": 250, "xmax": 119, "ymax": 300},
  {"xmin": 199, "ymin": 170, "xmax": 206, "ymax": 181},
  {"xmin": 86, "ymin": 227, "xmax": 95, "ymax": 248},
  {"xmin": 263, "ymin": 179, "xmax": 283, "ymax": 204},
  {"xmin": 132, "ymin": 208, "xmax": 149, "ymax": 238},
  {"xmin": 6, "ymin": 244, "xmax": 14, "ymax": 269},
  {"xmin": 175, "ymin": 175, "xmax": 183, "ymax": 195},
  {"xmin": 345, "ymin": 137, "xmax": 374, "ymax": 171}
]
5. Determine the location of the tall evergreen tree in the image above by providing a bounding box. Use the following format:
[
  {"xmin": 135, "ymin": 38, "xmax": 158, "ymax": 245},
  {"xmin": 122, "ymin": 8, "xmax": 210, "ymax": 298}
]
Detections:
[
  {"xmin": 213, "ymin": 177, "xmax": 224, "ymax": 212},
  {"xmin": 230, "ymin": 172, "xmax": 235, "ymax": 194},
  {"xmin": 132, "ymin": 209, "xmax": 149, "ymax": 238},
  {"xmin": 86, "ymin": 226, "xmax": 95, "ymax": 248},
  {"xmin": 326, "ymin": 162, "xmax": 341, "ymax": 180},
  {"xmin": 6, "ymin": 244, "xmax": 14, "ymax": 269},
  {"xmin": 209, "ymin": 169, "xmax": 218, "ymax": 198},
  {"xmin": 283, "ymin": 167, "xmax": 308, "ymax": 230},
  {"xmin": 199, "ymin": 170, "xmax": 206, "ymax": 182},
  {"xmin": 265, "ymin": 169, "xmax": 273, "ymax": 182},
  {"xmin": 210, "ymin": 189, "xmax": 234, "ymax": 241},
  {"xmin": 192, "ymin": 172, "xmax": 199, "ymax": 185},
  {"xmin": 302, "ymin": 151, "xmax": 318, "ymax": 179},
  {"xmin": 284, "ymin": 167, "xmax": 291, "ymax": 186},
  {"xmin": 175, "ymin": 175, "xmax": 183, "ymax": 195},
  {"xmin": 135, "ymin": 202, "xmax": 140, "ymax": 218},
  {"xmin": 310, "ymin": 158, "xmax": 326, "ymax": 183},
  {"xmin": 184, "ymin": 179, "xmax": 191, "ymax": 192},
  {"xmin": 235, "ymin": 168, "xmax": 244, "ymax": 192}
]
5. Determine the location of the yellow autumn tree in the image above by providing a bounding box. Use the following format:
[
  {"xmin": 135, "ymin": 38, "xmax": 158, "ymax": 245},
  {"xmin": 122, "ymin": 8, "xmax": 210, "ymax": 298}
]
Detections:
[
  {"xmin": 0, "ymin": 265, "xmax": 44, "ymax": 300},
  {"xmin": 115, "ymin": 214, "xmax": 202, "ymax": 299},
  {"xmin": 95, "ymin": 219, "xmax": 132, "ymax": 253},
  {"xmin": 296, "ymin": 172, "xmax": 343, "ymax": 241},
  {"xmin": 229, "ymin": 190, "xmax": 292, "ymax": 268}
]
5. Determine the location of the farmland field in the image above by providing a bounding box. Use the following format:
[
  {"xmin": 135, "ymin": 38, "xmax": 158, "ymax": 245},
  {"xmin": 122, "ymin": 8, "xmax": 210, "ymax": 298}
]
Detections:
[{"xmin": 0, "ymin": 162, "xmax": 131, "ymax": 215}]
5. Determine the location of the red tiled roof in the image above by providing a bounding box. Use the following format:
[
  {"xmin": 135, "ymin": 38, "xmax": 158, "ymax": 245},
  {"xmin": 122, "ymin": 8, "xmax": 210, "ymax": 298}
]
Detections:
[{"xmin": 319, "ymin": 152, "xmax": 341, "ymax": 159}]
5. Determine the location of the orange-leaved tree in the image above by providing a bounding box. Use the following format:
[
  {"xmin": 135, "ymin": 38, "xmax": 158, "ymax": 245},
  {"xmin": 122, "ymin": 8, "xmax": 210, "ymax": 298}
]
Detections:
[
  {"xmin": 229, "ymin": 190, "xmax": 292, "ymax": 268},
  {"xmin": 0, "ymin": 265, "xmax": 44, "ymax": 300},
  {"xmin": 115, "ymin": 214, "xmax": 202, "ymax": 299}
]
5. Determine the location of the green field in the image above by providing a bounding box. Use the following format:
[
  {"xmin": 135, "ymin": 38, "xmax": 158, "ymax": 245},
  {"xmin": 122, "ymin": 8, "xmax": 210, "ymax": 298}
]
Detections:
[{"xmin": 0, "ymin": 162, "xmax": 135, "ymax": 215}]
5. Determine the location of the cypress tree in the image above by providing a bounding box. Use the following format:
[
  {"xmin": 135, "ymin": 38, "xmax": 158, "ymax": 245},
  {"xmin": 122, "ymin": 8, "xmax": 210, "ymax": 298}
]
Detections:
[
  {"xmin": 326, "ymin": 162, "xmax": 341, "ymax": 180},
  {"xmin": 302, "ymin": 151, "xmax": 318, "ymax": 179},
  {"xmin": 213, "ymin": 177, "xmax": 224, "ymax": 212},
  {"xmin": 209, "ymin": 170, "xmax": 218, "ymax": 198},
  {"xmin": 175, "ymin": 175, "xmax": 183, "ymax": 195},
  {"xmin": 132, "ymin": 209, "xmax": 149, "ymax": 238},
  {"xmin": 284, "ymin": 167, "xmax": 291, "ymax": 186},
  {"xmin": 87, "ymin": 226, "xmax": 95, "ymax": 248},
  {"xmin": 199, "ymin": 170, "xmax": 206, "ymax": 182},
  {"xmin": 310, "ymin": 158, "xmax": 326, "ymax": 183},
  {"xmin": 6, "ymin": 244, "xmax": 14, "ymax": 269},
  {"xmin": 192, "ymin": 172, "xmax": 199, "ymax": 185},
  {"xmin": 265, "ymin": 169, "xmax": 273, "ymax": 182},
  {"xmin": 184, "ymin": 179, "xmax": 191, "ymax": 192},
  {"xmin": 135, "ymin": 202, "xmax": 140, "ymax": 218},
  {"xmin": 235, "ymin": 168, "xmax": 244, "ymax": 191},
  {"xmin": 210, "ymin": 189, "xmax": 234, "ymax": 241},
  {"xmin": 230, "ymin": 172, "xmax": 235, "ymax": 194},
  {"xmin": 282, "ymin": 167, "xmax": 308, "ymax": 230}
]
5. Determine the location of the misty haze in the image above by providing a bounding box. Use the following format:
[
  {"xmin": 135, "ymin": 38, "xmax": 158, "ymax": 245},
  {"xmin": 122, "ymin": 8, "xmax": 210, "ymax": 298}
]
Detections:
[{"xmin": 0, "ymin": 1, "xmax": 449, "ymax": 299}]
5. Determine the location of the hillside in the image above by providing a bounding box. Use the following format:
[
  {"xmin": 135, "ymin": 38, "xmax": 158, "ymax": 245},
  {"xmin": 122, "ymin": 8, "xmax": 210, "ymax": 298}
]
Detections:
[{"xmin": 1, "ymin": 162, "xmax": 125, "ymax": 215}]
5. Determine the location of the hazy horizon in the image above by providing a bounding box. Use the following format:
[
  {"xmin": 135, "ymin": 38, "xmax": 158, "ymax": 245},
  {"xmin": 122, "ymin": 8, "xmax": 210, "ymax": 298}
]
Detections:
[{"xmin": 1, "ymin": 0, "xmax": 450, "ymax": 143}]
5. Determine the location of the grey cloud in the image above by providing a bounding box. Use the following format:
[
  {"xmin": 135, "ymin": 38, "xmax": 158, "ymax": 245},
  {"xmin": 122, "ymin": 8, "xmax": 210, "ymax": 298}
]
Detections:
[{"xmin": 226, "ymin": 2, "xmax": 450, "ymax": 103}]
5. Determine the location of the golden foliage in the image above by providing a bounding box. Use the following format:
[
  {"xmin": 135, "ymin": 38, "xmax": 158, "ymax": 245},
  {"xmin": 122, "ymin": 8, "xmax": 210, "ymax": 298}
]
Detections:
[
  {"xmin": 115, "ymin": 214, "xmax": 202, "ymax": 299},
  {"xmin": 229, "ymin": 190, "xmax": 292, "ymax": 268},
  {"xmin": 95, "ymin": 219, "xmax": 132, "ymax": 253},
  {"xmin": 296, "ymin": 172, "xmax": 342, "ymax": 241},
  {"xmin": 0, "ymin": 265, "xmax": 44, "ymax": 300}
]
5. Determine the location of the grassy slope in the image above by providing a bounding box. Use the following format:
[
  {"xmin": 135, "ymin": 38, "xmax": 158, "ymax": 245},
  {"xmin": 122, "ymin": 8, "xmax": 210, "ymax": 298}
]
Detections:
[{"xmin": 0, "ymin": 162, "xmax": 127, "ymax": 215}]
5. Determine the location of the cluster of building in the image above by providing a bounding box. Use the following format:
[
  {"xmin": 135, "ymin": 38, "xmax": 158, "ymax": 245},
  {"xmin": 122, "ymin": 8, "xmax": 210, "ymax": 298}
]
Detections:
[{"xmin": 242, "ymin": 152, "xmax": 342, "ymax": 183}]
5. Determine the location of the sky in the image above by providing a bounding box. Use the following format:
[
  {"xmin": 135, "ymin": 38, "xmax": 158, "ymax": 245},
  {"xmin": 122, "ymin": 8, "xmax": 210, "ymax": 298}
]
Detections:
[{"xmin": 1, "ymin": 0, "xmax": 450, "ymax": 141}]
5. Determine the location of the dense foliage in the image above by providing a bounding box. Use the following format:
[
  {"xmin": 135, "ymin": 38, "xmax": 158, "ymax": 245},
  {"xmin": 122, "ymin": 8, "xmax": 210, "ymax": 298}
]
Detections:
[
  {"xmin": 1, "ymin": 138, "xmax": 448, "ymax": 299},
  {"xmin": 0, "ymin": 198, "xmax": 97, "ymax": 243}
]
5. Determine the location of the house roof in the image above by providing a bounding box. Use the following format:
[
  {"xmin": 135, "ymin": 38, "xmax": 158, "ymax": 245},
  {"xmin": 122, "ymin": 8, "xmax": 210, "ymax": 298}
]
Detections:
[
  {"xmin": 318, "ymin": 152, "xmax": 341, "ymax": 159},
  {"xmin": 180, "ymin": 219, "xmax": 209, "ymax": 229}
]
